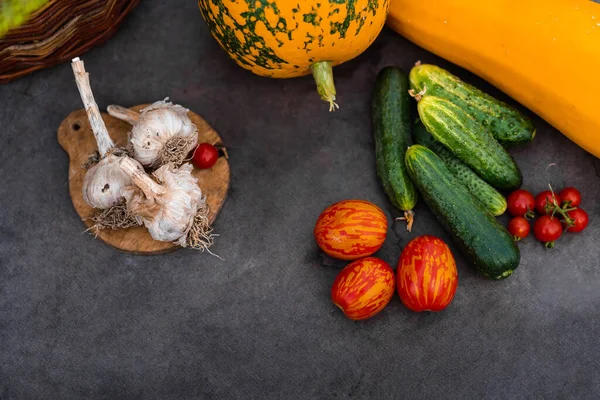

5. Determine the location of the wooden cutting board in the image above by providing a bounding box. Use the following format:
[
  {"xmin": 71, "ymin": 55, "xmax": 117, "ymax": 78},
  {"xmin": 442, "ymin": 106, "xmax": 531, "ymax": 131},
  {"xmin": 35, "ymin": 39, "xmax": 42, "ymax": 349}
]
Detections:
[{"xmin": 57, "ymin": 104, "xmax": 230, "ymax": 255}]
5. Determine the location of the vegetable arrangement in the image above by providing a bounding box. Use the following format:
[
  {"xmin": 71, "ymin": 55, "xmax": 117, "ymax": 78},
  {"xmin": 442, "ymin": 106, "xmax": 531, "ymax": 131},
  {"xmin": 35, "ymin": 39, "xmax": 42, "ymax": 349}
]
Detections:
[
  {"xmin": 506, "ymin": 187, "xmax": 589, "ymax": 247},
  {"xmin": 373, "ymin": 63, "xmax": 534, "ymax": 280},
  {"xmin": 386, "ymin": 0, "xmax": 600, "ymax": 159},
  {"xmin": 71, "ymin": 57, "xmax": 225, "ymax": 253},
  {"xmin": 312, "ymin": 45, "xmax": 599, "ymax": 320},
  {"xmin": 316, "ymin": 200, "xmax": 458, "ymax": 320},
  {"xmin": 312, "ymin": 55, "xmax": 592, "ymax": 320}
]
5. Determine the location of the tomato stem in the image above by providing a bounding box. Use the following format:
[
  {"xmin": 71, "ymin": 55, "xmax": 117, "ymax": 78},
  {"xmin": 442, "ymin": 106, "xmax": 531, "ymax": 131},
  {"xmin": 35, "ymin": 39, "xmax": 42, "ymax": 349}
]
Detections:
[
  {"xmin": 216, "ymin": 144, "xmax": 229, "ymax": 160},
  {"xmin": 524, "ymin": 207, "xmax": 535, "ymax": 220},
  {"xmin": 543, "ymin": 186, "xmax": 576, "ymax": 228},
  {"xmin": 544, "ymin": 241, "xmax": 556, "ymax": 249},
  {"xmin": 546, "ymin": 201, "xmax": 576, "ymax": 228}
]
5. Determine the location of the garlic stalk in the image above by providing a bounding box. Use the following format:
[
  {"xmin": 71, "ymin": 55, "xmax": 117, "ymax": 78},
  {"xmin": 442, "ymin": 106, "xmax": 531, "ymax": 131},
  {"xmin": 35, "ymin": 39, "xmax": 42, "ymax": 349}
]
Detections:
[
  {"xmin": 107, "ymin": 99, "xmax": 199, "ymax": 169},
  {"xmin": 71, "ymin": 57, "xmax": 144, "ymax": 215},
  {"xmin": 119, "ymin": 157, "xmax": 214, "ymax": 250}
]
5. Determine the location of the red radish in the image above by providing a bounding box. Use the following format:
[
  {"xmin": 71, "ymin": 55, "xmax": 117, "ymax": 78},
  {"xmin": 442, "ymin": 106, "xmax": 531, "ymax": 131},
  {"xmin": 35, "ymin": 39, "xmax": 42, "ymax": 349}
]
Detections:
[{"xmin": 192, "ymin": 143, "xmax": 219, "ymax": 169}]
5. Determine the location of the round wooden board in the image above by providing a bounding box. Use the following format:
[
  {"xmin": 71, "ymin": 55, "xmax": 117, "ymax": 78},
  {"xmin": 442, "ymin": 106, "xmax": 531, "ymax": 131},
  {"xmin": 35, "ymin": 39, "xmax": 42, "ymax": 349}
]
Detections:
[{"xmin": 57, "ymin": 104, "xmax": 230, "ymax": 255}]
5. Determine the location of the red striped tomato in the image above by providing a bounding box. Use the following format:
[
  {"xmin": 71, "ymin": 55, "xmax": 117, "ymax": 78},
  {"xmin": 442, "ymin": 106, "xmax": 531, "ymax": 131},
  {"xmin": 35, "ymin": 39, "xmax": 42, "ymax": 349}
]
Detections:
[
  {"xmin": 331, "ymin": 257, "xmax": 395, "ymax": 321},
  {"xmin": 396, "ymin": 235, "xmax": 458, "ymax": 312},
  {"xmin": 314, "ymin": 200, "xmax": 388, "ymax": 260}
]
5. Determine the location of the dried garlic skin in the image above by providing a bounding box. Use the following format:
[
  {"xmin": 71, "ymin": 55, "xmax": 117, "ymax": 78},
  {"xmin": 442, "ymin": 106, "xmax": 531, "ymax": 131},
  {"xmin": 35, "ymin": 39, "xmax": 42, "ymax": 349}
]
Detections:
[
  {"xmin": 123, "ymin": 163, "xmax": 205, "ymax": 245},
  {"xmin": 82, "ymin": 154, "xmax": 141, "ymax": 209},
  {"xmin": 130, "ymin": 100, "xmax": 199, "ymax": 167}
]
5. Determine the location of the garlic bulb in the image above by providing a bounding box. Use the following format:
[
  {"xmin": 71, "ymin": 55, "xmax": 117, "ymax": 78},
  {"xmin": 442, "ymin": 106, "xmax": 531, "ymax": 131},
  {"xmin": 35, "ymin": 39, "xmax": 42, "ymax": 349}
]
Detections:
[
  {"xmin": 82, "ymin": 154, "xmax": 133, "ymax": 209},
  {"xmin": 71, "ymin": 57, "xmax": 143, "ymax": 210},
  {"xmin": 119, "ymin": 157, "xmax": 204, "ymax": 246},
  {"xmin": 107, "ymin": 99, "xmax": 199, "ymax": 168}
]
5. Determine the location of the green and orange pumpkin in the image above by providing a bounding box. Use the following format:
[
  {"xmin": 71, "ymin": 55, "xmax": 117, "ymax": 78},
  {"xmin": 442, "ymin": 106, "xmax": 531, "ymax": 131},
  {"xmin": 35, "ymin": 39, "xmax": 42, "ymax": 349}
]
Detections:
[
  {"xmin": 314, "ymin": 199, "xmax": 388, "ymax": 260},
  {"xmin": 331, "ymin": 257, "xmax": 395, "ymax": 320},
  {"xmin": 396, "ymin": 235, "xmax": 458, "ymax": 312},
  {"xmin": 198, "ymin": 0, "xmax": 390, "ymax": 110}
]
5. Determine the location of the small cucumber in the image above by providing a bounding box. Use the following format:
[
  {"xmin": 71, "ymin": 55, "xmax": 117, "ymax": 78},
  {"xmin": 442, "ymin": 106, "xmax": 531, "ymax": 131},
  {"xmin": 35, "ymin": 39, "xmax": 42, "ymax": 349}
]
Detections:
[
  {"xmin": 410, "ymin": 64, "xmax": 535, "ymax": 147},
  {"xmin": 417, "ymin": 96, "xmax": 522, "ymax": 191},
  {"xmin": 372, "ymin": 66, "xmax": 418, "ymax": 230},
  {"xmin": 405, "ymin": 145, "xmax": 520, "ymax": 279},
  {"xmin": 413, "ymin": 119, "xmax": 507, "ymax": 216}
]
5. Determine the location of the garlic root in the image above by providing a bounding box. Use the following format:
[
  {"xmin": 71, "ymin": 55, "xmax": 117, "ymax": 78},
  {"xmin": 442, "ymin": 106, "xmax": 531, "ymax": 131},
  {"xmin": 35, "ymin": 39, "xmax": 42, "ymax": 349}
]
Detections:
[
  {"xmin": 186, "ymin": 207, "xmax": 220, "ymax": 256},
  {"xmin": 86, "ymin": 200, "xmax": 142, "ymax": 236}
]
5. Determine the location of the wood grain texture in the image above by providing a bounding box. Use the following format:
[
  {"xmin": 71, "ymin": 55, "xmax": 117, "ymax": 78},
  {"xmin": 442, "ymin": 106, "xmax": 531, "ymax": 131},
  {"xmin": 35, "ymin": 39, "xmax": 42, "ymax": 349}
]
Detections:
[{"xmin": 57, "ymin": 104, "xmax": 230, "ymax": 255}]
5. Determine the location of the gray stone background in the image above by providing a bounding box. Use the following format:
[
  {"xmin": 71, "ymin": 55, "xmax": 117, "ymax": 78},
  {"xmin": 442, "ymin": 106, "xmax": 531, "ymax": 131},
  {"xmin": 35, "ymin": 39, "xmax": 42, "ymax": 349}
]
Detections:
[{"xmin": 1, "ymin": 1, "xmax": 599, "ymax": 399}]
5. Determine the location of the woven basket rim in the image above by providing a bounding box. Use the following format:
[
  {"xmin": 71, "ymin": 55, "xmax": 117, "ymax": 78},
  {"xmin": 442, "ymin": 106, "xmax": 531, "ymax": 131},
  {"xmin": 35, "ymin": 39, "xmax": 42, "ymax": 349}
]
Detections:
[{"xmin": 0, "ymin": 0, "xmax": 140, "ymax": 84}]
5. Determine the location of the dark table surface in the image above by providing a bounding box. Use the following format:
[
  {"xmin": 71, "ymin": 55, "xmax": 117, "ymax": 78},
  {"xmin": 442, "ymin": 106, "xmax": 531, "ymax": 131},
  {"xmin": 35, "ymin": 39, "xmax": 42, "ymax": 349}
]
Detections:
[{"xmin": 1, "ymin": 1, "xmax": 599, "ymax": 399}]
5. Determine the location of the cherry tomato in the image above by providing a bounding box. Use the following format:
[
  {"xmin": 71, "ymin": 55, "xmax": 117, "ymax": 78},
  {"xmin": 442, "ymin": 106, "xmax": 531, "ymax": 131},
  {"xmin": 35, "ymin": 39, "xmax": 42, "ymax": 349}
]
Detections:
[
  {"xmin": 192, "ymin": 143, "xmax": 219, "ymax": 169},
  {"xmin": 559, "ymin": 187, "xmax": 581, "ymax": 208},
  {"xmin": 565, "ymin": 208, "xmax": 589, "ymax": 233},
  {"xmin": 533, "ymin": 215, "xmax": 563, "ymax": 248},
  {"xmin": 507, "ymin": 189, "xmax": 535, "ymax": 217},
  {"xmin": 534, "ymin": 191, "xmax": 561, "ymax": 215},
  {"xmin": 507, "ymin": 217, "xmax": 530, "ymax": 241}
]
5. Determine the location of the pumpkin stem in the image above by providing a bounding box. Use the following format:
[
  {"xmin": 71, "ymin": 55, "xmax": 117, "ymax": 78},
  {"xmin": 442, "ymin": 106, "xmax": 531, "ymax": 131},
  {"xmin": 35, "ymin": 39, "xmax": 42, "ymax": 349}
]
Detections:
[{"xmin": 311, "ymin": 61, "xmax": 339, "ymax": 112}]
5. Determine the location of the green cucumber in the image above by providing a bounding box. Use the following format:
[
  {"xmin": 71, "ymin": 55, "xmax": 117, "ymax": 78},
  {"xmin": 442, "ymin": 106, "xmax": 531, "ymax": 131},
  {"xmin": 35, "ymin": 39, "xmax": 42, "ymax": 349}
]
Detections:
[
  {"xmin": 413, "ymin": 119, "xmax": 507, "ymax": 216},
  {"xmin": 372, "ymin": 66, "xmax": 418, "ymax": 230},
  {"xmin": 405, "ymin": 145, "xmax": 520, "ymax": 279},
  {"xmin": 409, "ymin": 64, "xmax": 535, "ymax": 147},
  {"xmin": 417, "ymin": 96, "xmax": 522, "ymax": 191}
]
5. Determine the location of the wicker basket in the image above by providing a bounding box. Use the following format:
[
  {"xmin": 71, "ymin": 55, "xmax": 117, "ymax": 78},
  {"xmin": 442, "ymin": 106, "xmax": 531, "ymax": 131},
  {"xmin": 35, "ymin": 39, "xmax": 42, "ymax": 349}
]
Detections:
[{"xmin": 0, "ymin": 0, "xmax": 140, "ymax": 84}]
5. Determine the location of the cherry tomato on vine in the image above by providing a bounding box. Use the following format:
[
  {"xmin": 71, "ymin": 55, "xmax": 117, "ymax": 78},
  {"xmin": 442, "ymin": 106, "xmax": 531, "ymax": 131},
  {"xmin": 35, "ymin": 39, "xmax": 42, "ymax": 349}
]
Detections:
[
  {"xmin": 534, "ymin": 191, "xmax": 561, "ymax": 215},
  {"xmin": 507, "ymin": 190, "xmax": 535, "ymax": 217},
  {"xmin": 507, "ymin": 217, "xmax": 530, "ymax": 241},
  {"xmin": 559, "ymin": 187, "xmax": 582, "ymax": 208},
  {"xmin": 564, "ymin": 208, "xmax": 589, "ymax": 233},
  {"xmin": 533, "ymin": 216, "xmax": 562, "ymax": 248},
  {"xmin": 192, "ymin": 143, "xmax": 219, "ymax": 169}
]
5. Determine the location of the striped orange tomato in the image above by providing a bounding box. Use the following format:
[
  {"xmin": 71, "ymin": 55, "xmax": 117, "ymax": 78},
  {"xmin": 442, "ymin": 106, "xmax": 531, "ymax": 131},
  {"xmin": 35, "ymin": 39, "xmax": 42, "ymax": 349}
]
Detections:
[
  {"xmin": 314, "ymin": 200, "xmax": 388, "ymax": 260},
  {"xmin": 331, "ymin": 257, "xmax": 395, "ymax": 321},
  {"xmin": 396, "ymin": 235, "xmax": 458, "ymax": 312}
]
